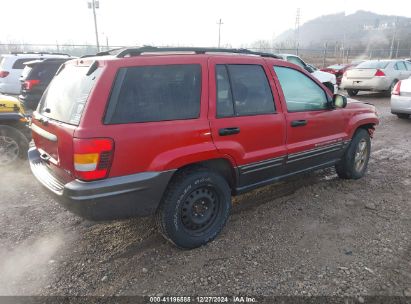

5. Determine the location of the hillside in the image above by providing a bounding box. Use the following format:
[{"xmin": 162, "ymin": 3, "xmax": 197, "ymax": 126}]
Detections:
[{"xmin": 274, "ymin": 11, "xmax": 411, "ymax": 53}]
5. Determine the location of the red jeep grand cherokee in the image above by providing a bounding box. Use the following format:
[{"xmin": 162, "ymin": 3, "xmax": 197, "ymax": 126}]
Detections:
[{"xmin": 29, "ymin": 47, "xmax": 379, "ymax": 249}]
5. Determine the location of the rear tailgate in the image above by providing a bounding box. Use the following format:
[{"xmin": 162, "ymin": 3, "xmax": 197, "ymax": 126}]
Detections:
[
  {"xmin": 31, "ymin": 115, "xmax": 76, "ymax": 177},
  {"xmin": 31, "ymin": 60, "xmax": 102, "ymax": 179}
]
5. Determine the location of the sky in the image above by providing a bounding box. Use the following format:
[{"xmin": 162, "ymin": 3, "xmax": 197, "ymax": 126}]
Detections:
[{"xmin": 1, "ymin": 0, "xmax": 411, "ymax": 48}]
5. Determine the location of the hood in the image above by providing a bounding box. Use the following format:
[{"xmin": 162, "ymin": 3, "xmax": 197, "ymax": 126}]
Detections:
[
  {"xmin": 346, "ymin": 98, "xmax": 377, "ymax": 113},
  {"xmin": 312, "ymin": 70, "xmax": 337, "ymax": 84}
]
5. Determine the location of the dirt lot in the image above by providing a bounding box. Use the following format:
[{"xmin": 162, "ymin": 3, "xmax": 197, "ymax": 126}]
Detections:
[{"xmin": 0, "ymin": 92, "xmax": 410, "ymax": 297}]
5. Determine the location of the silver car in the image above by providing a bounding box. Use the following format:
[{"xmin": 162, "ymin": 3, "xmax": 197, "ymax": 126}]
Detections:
[
  {"xmin": 341, "ymin": 60, "xmax": 411, "ymax": 96},
  {"xmin": 391, "ymin": 77, "xmax": 411, "ymax": 119}
]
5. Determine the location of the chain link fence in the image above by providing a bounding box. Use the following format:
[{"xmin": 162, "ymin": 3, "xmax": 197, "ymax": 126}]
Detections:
[{"xmin": 1, "ymin": 43, "xmax": 410, "ymax": 68}]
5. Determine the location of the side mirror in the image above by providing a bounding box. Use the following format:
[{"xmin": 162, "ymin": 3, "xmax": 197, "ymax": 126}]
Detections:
[{"xmin": 332, "ymin": 94, "xmax": 347, "ymax": 109}]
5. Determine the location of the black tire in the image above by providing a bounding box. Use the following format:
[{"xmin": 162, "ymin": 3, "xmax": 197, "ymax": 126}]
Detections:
[
  {"xmin": 347, "ymin": 89, "xmax": 359, "ymax": 97},
  {"xmin": 335, "ymin": 129, "xmax": 371, "ymax": 180},
  {"xmin": 385, "ymin": 80, "xmax": 398, "ymax": 97},
  {"xmin": 0, "ymin": 126, "xmax": 29, "ymax": 167},
  {"xmin": 397, "ymin": 113, "xmax": 409, "ymax": 119},
  {"xmin": 156, "ymin": 168, "xmax": 231, "ymax": 249}
]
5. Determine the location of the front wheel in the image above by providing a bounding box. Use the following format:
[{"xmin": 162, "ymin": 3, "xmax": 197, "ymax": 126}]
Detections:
[
  {"xmin": 0, "ymin": 126, "xmax": 29, "ymax": 167},
  {"xmin": 347, "ymin": 89, "xmax": 359, "ymax": 97},
  {"xmin": 336, "ymin": 129, "xmax": 371, "ymax": 179},
  {"xmin": 156, "ymin": 168, "xmax": 231, "ymax": 249}
]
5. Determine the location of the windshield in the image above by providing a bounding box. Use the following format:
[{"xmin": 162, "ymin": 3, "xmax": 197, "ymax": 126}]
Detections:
[
  {"xmin": 38, "ymin": 64, "xmax": 101, "ymax": 125},
  {"xmin": 356, "ymin": 61, "xmax": 390, "ymax": 69}
]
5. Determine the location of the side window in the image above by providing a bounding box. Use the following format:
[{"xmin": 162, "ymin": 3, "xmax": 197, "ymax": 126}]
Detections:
[
  {"xmin": 216, "ymin": 65, "xmax": 234, "ymax": 117},
  {"xmin": 216, "ymin": 64, "xmax": 275, "ymax": 117},
  {"xmin": 12, "ymin": 58, "xmax": 33, "ymax": 69},
  {"xmin": 395, "ymin": 62, "xmax": 407, "ymax": 71},
  {"xmin": 287, "ymin": 56, "xmax": 306, "ymax": 69},
  {"xmin": 405, "ymin": 61, "xmax": 411, "ymax": 71},
  {"xmin": 105, "ymin": 64, "xmax": 201, "ymax": 124},
  {"xmin": 274, "ymin": 66, "xmax": 328, "ymax": 112}
]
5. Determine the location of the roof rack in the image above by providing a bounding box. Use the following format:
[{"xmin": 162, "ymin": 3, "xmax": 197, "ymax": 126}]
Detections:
[
  {"xmin": 113, "ymin": 46, "xmax": 281, "ymax": 59},
  {"xmin": 9, "ymin": 51, "xmax": 71, "ymax": 56}
]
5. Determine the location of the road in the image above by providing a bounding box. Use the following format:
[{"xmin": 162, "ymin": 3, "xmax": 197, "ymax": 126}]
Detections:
[{"xmin": 0, "ymin": 92, "xmax": 410, "ymax": 297}]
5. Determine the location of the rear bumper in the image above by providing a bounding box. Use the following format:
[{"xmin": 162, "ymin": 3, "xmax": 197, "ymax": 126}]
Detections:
[
  {"xmin": 391, "ymin": 95, "xmax": 411, "ymax": 114},
  {"xmin": 341, "ymin": 77, "xmax": 391, "ymax": 91},
  {"xmin": 28, "ymin": 147, "xmax": 175, "ymax": 221}
]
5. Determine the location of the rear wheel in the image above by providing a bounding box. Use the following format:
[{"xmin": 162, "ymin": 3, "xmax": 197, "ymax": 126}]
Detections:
[
  {"xmin": 156, "ymin": 168, "xmax": 231, "ymax": 249},
  {"xmin": 397, "ymin": 114, "xmax": 409, "ymax": 119},
  {"xmin": 336, "ymin": 129, "xmax": 371, "ymax": 180},
  {"xmin": 385, "ymin": 80, "xmax": 398, "ymax": 96},
  {"xmin": 0, "ymin": 126, "xmax": 29, "ymax": 167},
  {"xmin": 347, "ymin": 89, "xmax": 359, "ymax": 97}
]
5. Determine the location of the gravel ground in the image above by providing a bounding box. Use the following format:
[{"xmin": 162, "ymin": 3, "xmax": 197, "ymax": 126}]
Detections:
[{"xmin": 0, "ymin": 92, "xmax": 410, "ymax": 297}]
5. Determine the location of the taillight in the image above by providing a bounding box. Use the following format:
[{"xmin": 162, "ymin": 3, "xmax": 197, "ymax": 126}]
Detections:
[
  {"xmin": 374, "ymin": 69, "xmax": 385, "ymax": 77},
  {"xmin": 73, "ymin": 138, "xmax": 114, "ymax": 181},
  {"xmin": 392, "ymin": 81, "xmax": 401, "ymax": 96},
  {"xmin": 23, "ymin": 79, "xmax": 40, "ymax": 90},
  {"xmin": 0, "ymin": 71, "xmax": 9, "ymax": 78}
]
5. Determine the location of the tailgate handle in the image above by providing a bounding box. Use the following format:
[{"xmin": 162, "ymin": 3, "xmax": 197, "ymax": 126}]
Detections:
[
  {"xmin": 291, "ymin": 120, "xmax": 307, "ymax": 127},
  {"xmin": 219, "ymin": 127, "xmax": 240, "ymax": 136}
]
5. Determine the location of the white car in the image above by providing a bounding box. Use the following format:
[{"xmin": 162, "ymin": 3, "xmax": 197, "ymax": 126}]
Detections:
[
  {"xmin": 341, "ymin": 60, "xmax": 411, "ymax": 96},
  {"xmin": 391, "ymin": 77, "xmax": 411, "ymax": 119},
  {"xmin": 278, "ymin": 54, "xmax": 338, "ymax": 94},
  {"xmin": 0, "ymin": 52, "xmax": 71, "ymax": 95}
]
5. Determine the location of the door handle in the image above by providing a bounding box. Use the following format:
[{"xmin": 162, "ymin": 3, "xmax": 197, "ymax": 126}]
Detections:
[
  {"xmin": 219, "ymin": 127, "xmax": 240, "ymax": 136},
  {"xmin": 291, "ymin": 120, "xmax": 307, "ymax": 127}
]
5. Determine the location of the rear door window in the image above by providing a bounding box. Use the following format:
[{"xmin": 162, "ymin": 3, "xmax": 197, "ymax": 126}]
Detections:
[
  {"xmin": 38, "ymin": 64, "xmax": 101, "ymax": 125},
  {"xmin": 105, "ymin": 64, "xmax": 201, "ymax": 124},
  {"xmin": 395, "ymin": 62, "xmax": 407, "ymax": 71},
  {"xmin": 216, "ymin": 64, "xmax": 275, "ymax": 117}
]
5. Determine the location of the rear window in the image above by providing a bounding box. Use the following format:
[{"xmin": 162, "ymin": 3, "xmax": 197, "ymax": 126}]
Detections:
[
  {"xmin": 38, "ymin": 64, "xmax": 101, "ymax": 125},
  {"xmin": 105, "ymin": 64, "xmax": 201, "ymax": 124},
  {"xmin": 28, "ymin": 62, "xmax": 63, "ymax": 81},
  {"xmin": 327, "ymin": 65, "xmax": 344, "ymax": 70},
  {"xmin": 356, "ymin": 61, "xmax": 390, "ymax": 69},
  {"xmin": 12, "ymin": 58, "xmax": 35, "ymax": 69}
]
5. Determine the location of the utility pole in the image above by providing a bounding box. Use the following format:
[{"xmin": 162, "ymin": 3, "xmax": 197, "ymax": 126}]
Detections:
[
  {"xmin": 88, "ymin": 0, "xmax": 100, "ymax": 52},
  {"xmin": 389, "ymin": 17, "xmax": 398, "ymax": 59},
  {"xmin": 395, "ymin": 40, "xmax": 400, "ymax": 58},
  {"xmin": 295, "ymin": 8, "xmax": 301, "ymax": 56},
  {"xmin": 217, "ymin": 19, "xmax": 223, "ymax": 48}
]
